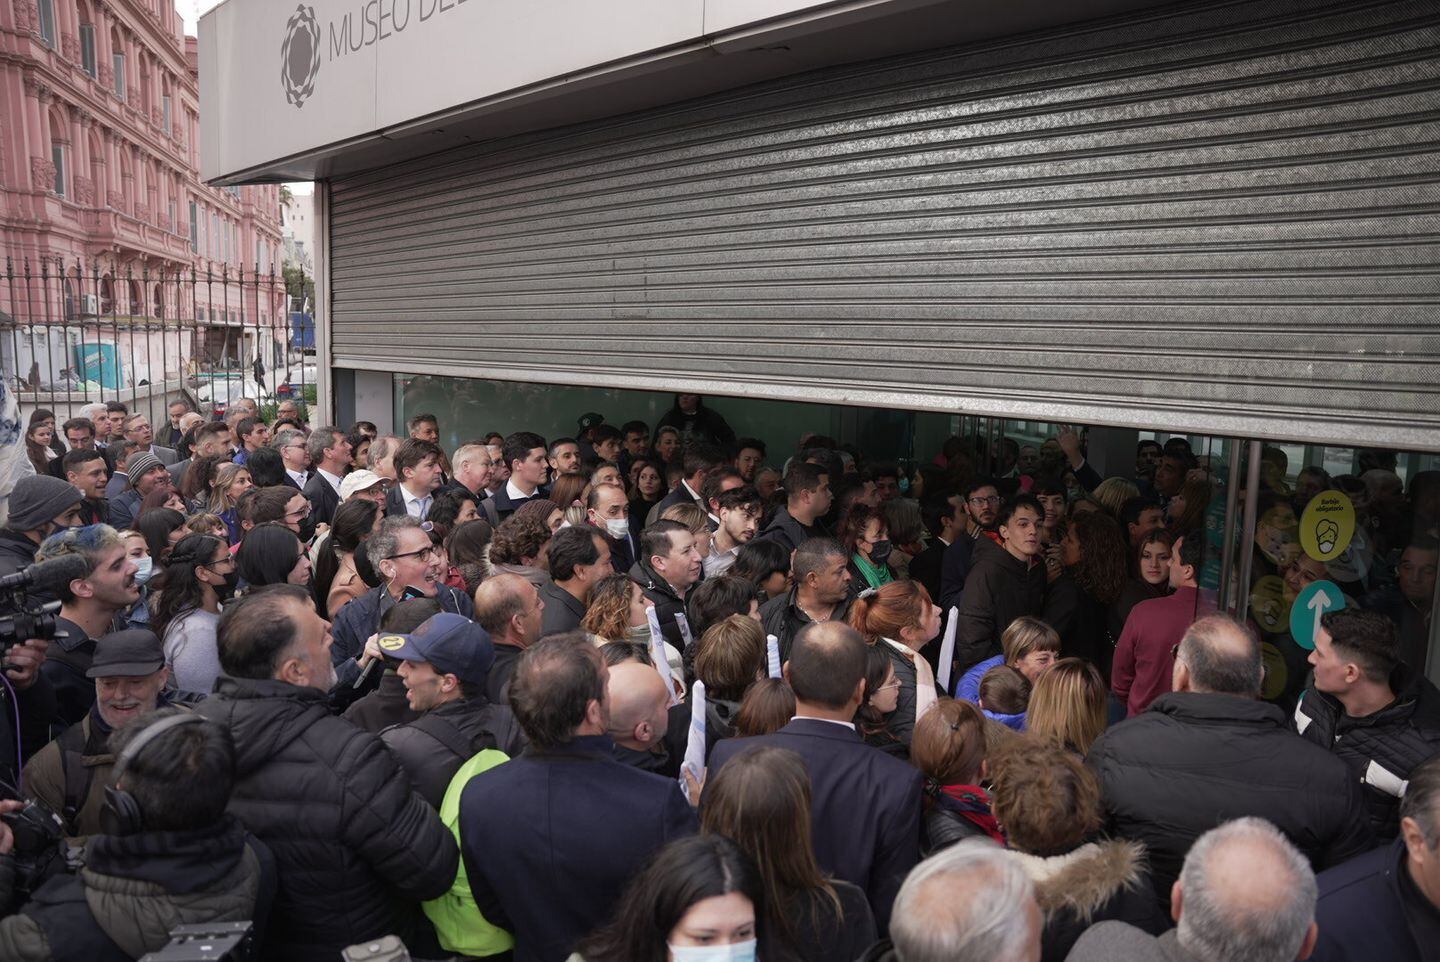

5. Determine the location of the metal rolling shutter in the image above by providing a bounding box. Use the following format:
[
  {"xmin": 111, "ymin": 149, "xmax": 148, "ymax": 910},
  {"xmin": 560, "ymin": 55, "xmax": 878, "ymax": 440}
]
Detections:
[{"xmin": 328, "ymin": 0, "xmax": 1440, "ymax": 450}]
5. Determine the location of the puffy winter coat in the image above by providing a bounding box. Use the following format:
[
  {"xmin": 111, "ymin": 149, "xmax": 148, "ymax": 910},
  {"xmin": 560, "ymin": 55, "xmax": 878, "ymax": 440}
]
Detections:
[
  {"xmin": 1012, "ymin": 839, "xmax": 1167, "ymax": 962},
  {"xmin": 1088, "ymin": 691, "xmax": 1376, "ymax": 906},
  {"xmin": 381, "ymin": 696, "xmax": 526, "ymax": 808},
  {"xmin": 951, "ymin": 537, "xmax": 1046, "ymax": 676},
  {"xmin": 0, "ymin": 816, "xmax": 271, "ymax": 962},
  {"xmin": 197, "ymin": 675, "xmax": 458, "ymax": 961},
  {"xmin": 1293, "ymin": 669, "xmax": 1440, "ymax": 840}
]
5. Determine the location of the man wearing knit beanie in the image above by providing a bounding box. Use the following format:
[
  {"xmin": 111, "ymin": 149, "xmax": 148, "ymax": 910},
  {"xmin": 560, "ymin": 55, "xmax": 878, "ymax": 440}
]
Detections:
[
  {"xmin": 0, "ymin": 475, "xmax": 86, "ymax": 584},
  {"xmin": 106, "ymin": 452, "xmax": 173, "ymax": 531}
]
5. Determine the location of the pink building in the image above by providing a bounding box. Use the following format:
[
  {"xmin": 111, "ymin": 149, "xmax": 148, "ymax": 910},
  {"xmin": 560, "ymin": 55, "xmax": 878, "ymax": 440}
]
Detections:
[{"xmin": 0, "ymin": 0, "xmax": 286, "ymax": 421}]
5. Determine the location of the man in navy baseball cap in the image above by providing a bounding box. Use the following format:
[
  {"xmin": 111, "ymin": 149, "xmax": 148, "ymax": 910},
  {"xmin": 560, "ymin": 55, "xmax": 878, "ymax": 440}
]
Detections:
[{"xmin": 377, "ymin": 613, "xmax": 523, "ymax": 806}]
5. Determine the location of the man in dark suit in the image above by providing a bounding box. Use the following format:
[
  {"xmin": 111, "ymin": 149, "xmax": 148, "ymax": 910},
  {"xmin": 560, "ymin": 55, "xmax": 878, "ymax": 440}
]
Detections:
[
  {"xmin": 457, "ymin": 634, "xmax": 696, "ymax": 962},
  {"xmin": 103, "ymin": 441, "xmax": 140, "ymax": 500},
  {"xmin": 645, "ymin": 444, "xmax": 725, "ymax": 527},
  {"xmin": 384, "ymin": 439, "xmax": 445, "ymax": 520},
  {"xmin": 911, "ymin": 494, "xmax": 965, "ymax": 606},
  {"xmin": 303, "ymin": 425, "xmax": 351, "ymax": 527},
  {"xmin": 707, "ymin": 620, "xmax": 922, "ymax": 931}
]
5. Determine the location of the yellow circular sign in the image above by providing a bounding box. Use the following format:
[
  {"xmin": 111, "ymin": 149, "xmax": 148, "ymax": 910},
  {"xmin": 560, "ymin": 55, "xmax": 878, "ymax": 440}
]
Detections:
[
  {"xmin": 1299, "ymin": 491, "xmax": 1355, "ymax": 562},
  {"xmin": 1260, "ymin": 643, "xmax": 1289, "ymax": 701},
  {"xmin": 1249, "ymin": 575, "xmax": 1291, "ymax": 634},
  {"xmin": 377, "ymin": 634, "xmax": 407, "ymax": 652}
]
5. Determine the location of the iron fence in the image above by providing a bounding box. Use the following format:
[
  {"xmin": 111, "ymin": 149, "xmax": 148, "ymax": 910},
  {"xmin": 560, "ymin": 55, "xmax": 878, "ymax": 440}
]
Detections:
[{"xmin": 1, "ymin": 255, "xmax": 315, "ymax": 428}]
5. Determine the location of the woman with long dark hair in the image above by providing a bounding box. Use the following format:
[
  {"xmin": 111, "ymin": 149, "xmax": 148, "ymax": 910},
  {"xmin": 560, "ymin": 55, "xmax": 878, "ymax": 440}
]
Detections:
[
  {"xmin": 237, "ymin": 522, "xmax": 311, "ymax": 588},
  {"xmin": 445, "ymin": 518, "xmax": 493, "ymax": 595},
  {"xmin": 1044, "ymin": 510, "xmax": 1129, "ymax": 678},
  {"xmin": 838, "ymin": 502, "xmax": 895, "ymax": 591},
  {"xmin": 573, "ymin": 835, "xmax": 768, "ymax": 962},
  {"xmin": 313, "ymin": 498, "xmax": 381, "ymax": 618},
  {"xmin": 138, "ymin": 486, "xmax": 188, "ymax": 520},
  {"xmin": 23, "ymin": 415, "xmax": 56, "ymax": 476},
  {"xmin": 628, "ymin": 460, "xmax": 665, "ymax": 541},
  {"xmin": 151, "ymin": 533, "xmax": 236, "ymax": 693},
  {"xmin": 700, "ymin": 747, "xmax": 876, "ymax": 962},
  {"xmin": 855, "ymin": 643, "xmax": 904, "ymax": 757},
  {"xmin": 730, "ymin": 539, "xmax": 791, "ymax": 602},
  {"xmin": 179, "ymin": 453, "xmax": 226, "ymax": 508},
  {"xmin": 1108, "ymin": 529, "xmax": 1174, "ymax": 640},
  {"xmin": 137, "ymin": 508, "xmax": 187, "ymax": 562}
]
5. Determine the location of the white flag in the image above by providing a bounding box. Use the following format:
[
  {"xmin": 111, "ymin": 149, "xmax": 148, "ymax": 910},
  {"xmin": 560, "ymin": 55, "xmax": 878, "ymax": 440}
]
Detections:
[
  {"xmin": 675, "ymin": 612, "xmax": 694, "ymax": 649},
  {"xmin": 680, "ymin": 679, "xmax": 707, "ymax": 803},
  {"xmin": 935, "ymin": 606, "xmax": 960, "ymax": 694},
  {"xmin": 766, "ymin": 634, "xmax": 782, "ymax": 679},
  {"xmin": 646, "ymin": 606, "xmax": 679, "ymax": 706}
]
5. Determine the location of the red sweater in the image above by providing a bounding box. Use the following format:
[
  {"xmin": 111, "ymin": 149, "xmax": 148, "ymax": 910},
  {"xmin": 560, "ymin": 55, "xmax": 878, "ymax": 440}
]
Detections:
[{"xmin": 1111, "ymin": 585, "xmax": 1214, "ymax": 717}]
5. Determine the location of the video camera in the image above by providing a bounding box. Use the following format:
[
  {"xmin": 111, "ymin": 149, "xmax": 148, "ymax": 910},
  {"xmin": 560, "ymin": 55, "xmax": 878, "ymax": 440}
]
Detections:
[
  {"xmin": 0, "ymin": 554, "xmax": 86, "ymax": 655},
  {"xmin": 139, "ymin": 922, "xmax": 254, "ymax": 961},
  {"xmin": 0, "ymin": 781, "xmax": 74, "ymax": 909}
]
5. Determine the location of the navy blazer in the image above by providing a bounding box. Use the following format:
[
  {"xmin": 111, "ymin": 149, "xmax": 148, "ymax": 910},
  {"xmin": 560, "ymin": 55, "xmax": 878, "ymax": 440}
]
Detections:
[
  {"xmin": 707, "ymin": 718, "xmax": 922, "ymax": 931},
  {"xmin": 459, "ymin": 735, "xmax": 697, "ymax": 962}
]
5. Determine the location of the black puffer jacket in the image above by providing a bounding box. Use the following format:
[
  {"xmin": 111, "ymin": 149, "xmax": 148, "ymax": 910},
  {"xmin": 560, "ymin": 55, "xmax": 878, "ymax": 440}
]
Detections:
[
  {"xmin": 380, "ymin": 696, "xmax": 526, "ymax": 808},
  {"xmin": 197, "ymin": 676, "xmax": 458, "ymax": 962},
  {"xmin": 1292, "ymin": 669, "xmax": 1440, "ymax": 840},
  {"xmin": 951, "ymin": 537, "xmax": 1046, "ymax": 676},
  {"xmin": 629, "ymin": 560, "xmax": 689, "ymax": 651},
  {"xmin": 1088, "ymin": 691, "xmax": 1375, "ymax": 906}
]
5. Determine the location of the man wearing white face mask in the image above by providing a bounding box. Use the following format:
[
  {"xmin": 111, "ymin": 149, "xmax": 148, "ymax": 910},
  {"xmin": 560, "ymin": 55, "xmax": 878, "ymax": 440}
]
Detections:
[{"xmin": 587, "ymin": 482, "xmax": 637, "ymax": 571}]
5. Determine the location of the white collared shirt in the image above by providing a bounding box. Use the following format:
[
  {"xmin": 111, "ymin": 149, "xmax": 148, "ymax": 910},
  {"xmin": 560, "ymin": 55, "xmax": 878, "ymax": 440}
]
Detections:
[
  {"xmin": 287, "ymin": 468, "xmax": 309, "ymax": 488},
  {"xmin": 505, "ymin": 479, "xmax": 535, "ymax": 502},
  {"xmin": 403, "ymin": 485, "xmax": 433, "ymax": 520},
  {"xmin": 318, "ymin": 467, "xmax": 344, "ymax": 495},
  {"xmin": 792, "ymin": 714, "xmax": 856, "ymax": 731},
  {"xmin": 681, "ymin": 479, "xmax": 702, "ymax": 504},
  {"xmin": 703, "ymin": 545, "xmax": 740, "ymax": 578}
]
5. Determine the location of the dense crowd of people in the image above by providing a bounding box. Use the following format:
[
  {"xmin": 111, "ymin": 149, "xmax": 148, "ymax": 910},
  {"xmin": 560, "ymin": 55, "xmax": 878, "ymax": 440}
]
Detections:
[{"xmin": 0, "ymin": 391, "xmax": 1437, "ymax": 962}]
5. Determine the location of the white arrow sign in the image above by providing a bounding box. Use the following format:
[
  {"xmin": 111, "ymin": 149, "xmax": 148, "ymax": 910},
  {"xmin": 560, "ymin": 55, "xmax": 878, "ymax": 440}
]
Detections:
[{"xmin": 1308, "ymin": 588, "xmax": 1333, "ymax": 643}]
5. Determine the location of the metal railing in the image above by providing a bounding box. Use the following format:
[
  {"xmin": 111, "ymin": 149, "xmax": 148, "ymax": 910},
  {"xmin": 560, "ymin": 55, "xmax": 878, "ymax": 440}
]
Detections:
[{"xmin": 2, "ymin": 255, "xmax": 314, "ymax": 426}]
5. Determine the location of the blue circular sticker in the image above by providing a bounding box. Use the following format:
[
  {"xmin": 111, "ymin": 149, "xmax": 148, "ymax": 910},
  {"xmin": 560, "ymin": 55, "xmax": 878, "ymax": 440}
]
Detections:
[{"xmin": 1289, "ymin": 580, "xmax": 1346, "ymax": 650}]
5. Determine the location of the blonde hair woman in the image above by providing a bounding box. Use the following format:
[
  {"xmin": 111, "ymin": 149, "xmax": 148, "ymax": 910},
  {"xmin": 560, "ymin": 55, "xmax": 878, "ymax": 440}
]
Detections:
[{"xmin": 1027, "ymin": 657, "xmax": 1108, "ymax": 755}]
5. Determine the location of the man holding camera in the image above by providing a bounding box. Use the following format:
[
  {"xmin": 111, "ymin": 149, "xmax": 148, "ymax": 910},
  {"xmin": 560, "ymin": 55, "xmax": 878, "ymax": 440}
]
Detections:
[{"xmin": 0, "ymin": 710, "xmax": 274, "ymax": 961}]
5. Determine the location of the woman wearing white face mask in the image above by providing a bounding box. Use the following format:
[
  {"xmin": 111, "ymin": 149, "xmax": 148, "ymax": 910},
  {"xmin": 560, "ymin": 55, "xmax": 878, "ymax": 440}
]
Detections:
[
  {"xmin": 118, "ymin": 529, "xmax": 154, "ymax": 632},
  {"xmin": 571, "ymin": 834, "xmax": 768, "ymax": 962}
]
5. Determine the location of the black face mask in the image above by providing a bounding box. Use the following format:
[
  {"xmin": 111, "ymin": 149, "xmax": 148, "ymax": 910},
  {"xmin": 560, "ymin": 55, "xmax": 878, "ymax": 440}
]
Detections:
[
  {"xmin": 869, "ymin": 539, "xmax": 893, "ymax": 564},
  {"xmin": 298, "ymin": 513, "xmax": 318, "ymax": 546},
  {"xmin": 216, "ymin": 570, "xmax": 240, "ymax": 602}
]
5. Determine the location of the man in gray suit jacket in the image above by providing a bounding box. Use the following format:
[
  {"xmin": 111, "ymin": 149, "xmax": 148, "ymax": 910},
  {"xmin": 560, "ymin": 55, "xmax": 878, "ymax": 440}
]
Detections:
[{"xmin": 121, "ymin": 413, "xmax": 178, "ymax": 466}]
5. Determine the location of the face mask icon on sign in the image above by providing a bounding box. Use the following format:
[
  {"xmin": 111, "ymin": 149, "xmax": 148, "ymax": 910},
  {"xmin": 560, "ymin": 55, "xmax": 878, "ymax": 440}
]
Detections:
[{"xmin": 1315, "ymin": 518, "xmax": 1340, "ymax": 556}]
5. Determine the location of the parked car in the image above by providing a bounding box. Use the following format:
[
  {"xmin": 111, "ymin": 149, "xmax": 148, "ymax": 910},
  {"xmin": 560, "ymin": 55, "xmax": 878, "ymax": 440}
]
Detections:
[
  {"xmin": 195, "ymin": 375, "xmax": 265, "ymax": 419},
  {"xmin": 277, "ymin": 364, "xmax": 318, "ymax": 399}
]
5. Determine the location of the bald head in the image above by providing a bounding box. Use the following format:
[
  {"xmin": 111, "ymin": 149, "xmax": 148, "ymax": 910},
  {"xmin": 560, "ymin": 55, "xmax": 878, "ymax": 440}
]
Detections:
[
  {"xmin": 606, "ymin": 661, "xmax": 671, "ymax": 751},
  {"xmin": 1176, "ymin": 818, "xmax": 1317, "ymax": 962},
  {"xmin": 473, "ymin": 572, "xmax": 541, "ymax": 646},
  {"xmin": 1175, "ymin": 613, "xmax": 1262, "ymax": 696},
  {"xmin": 891, "ymin": 841, "xmax": 1040, "ymax": 962},
  {"xmin": 785, "ymin": 621, "xmax": 867, "ymax": 712}
]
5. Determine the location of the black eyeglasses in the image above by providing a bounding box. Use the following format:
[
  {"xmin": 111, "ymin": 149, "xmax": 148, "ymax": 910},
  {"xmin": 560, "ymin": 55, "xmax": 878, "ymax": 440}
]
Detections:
[{"xmin": 387, "ymin": 545, "xmax": 439, "ymax": 563}]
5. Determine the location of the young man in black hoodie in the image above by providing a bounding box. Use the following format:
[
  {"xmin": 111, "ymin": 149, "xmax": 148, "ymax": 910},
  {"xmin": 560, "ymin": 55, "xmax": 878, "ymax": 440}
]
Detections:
[{"xmin": 950, "ymin": 493, "xmax": 1047, "ymax": 679}]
